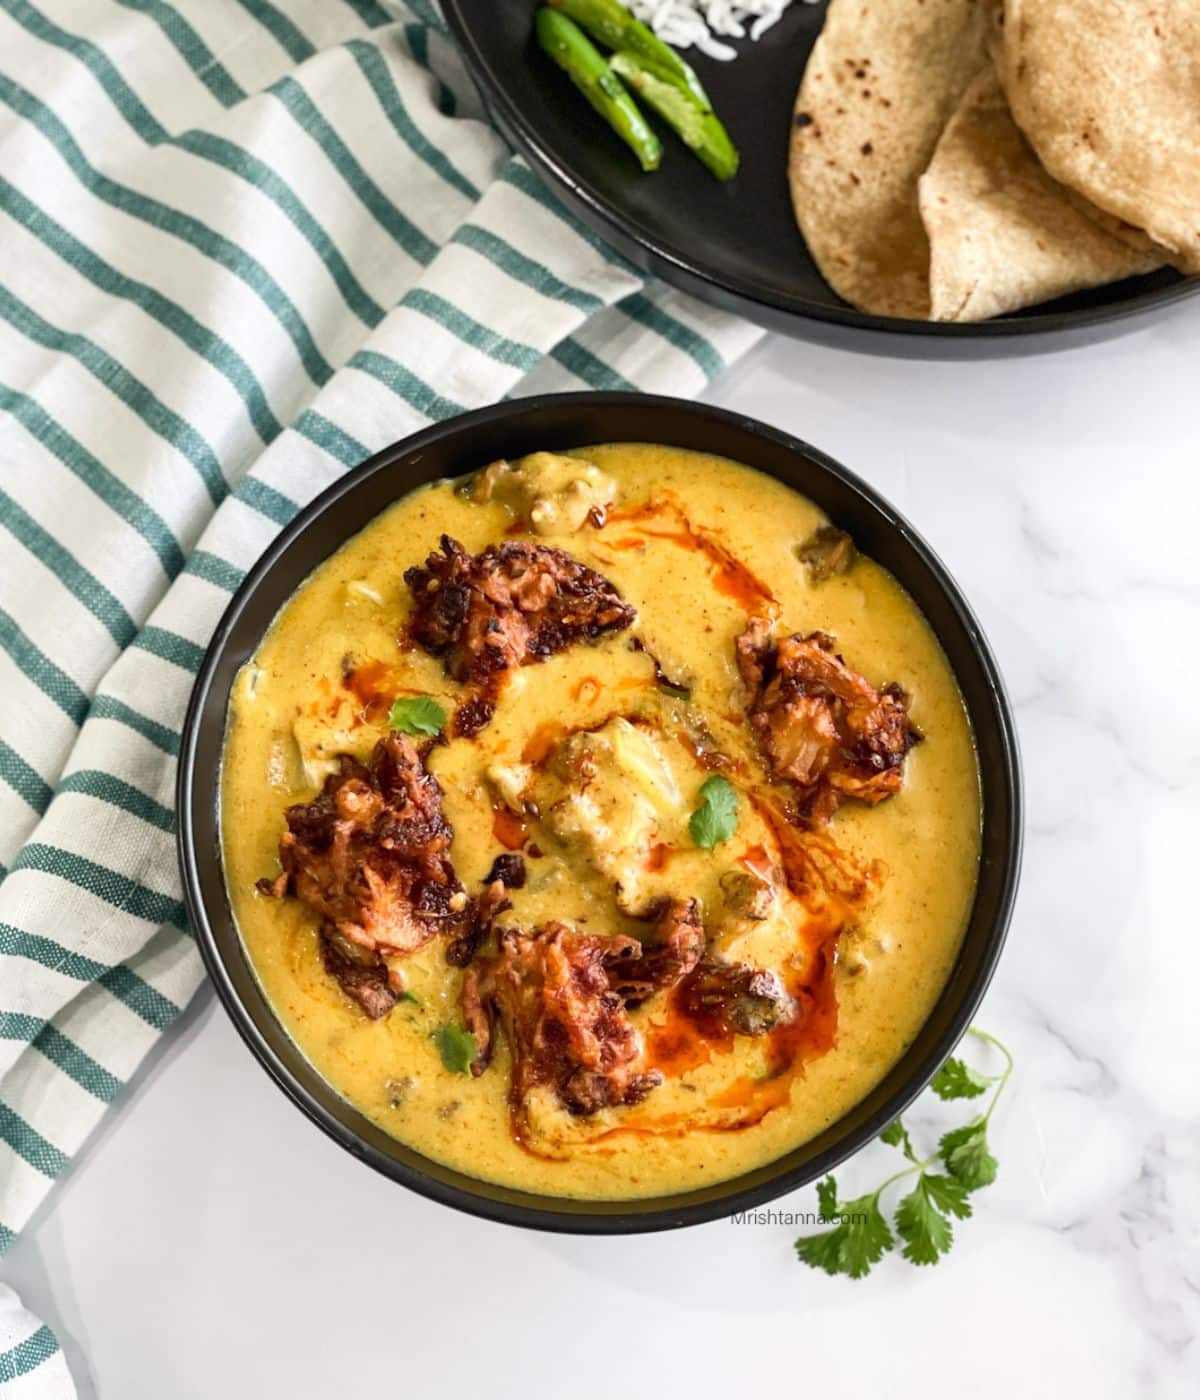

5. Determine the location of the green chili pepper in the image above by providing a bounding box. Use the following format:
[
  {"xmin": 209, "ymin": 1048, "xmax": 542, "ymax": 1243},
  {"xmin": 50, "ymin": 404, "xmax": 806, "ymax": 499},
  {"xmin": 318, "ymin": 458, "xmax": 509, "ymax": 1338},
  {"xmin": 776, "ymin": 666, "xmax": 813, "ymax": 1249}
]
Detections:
[
  {"xmin": 536, "ymin": 8, "xmax": 662, "ymax": 172},
  {"xmin": 548, "ymin": 0, "xmax": 712, "ymax": 109},
  {"xmin": 610, "ymin": 50, "xmax": 740, "ymax": 180}
]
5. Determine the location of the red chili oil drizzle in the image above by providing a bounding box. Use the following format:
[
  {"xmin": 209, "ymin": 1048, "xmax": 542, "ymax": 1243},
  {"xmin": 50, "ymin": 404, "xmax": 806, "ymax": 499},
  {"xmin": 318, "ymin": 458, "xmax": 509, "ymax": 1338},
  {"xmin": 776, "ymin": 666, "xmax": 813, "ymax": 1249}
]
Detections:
[
  {"xmin": 605, "ymin": 497, "xmax": 777, "ymax": 613},
  {"xmin": 750, "ymin": 791, "xmax": 880, "ymax": 910},
  {"xmin": 739, "ymin": 843, "xmax": 772, "ymax": 881},
  {"xmin": 643, "ymin": 1008, "xmax": 727, "ymax": 1078},
  {"xmin": 342, "ymin": 659, "xmax": 399, "ymax": 723},
  {"xmin": 521, "ymin": 720, "xmax": 568, "ymax": 766},
  {"xmin": 571, "ymin": 675, "xmax": 601, "ymax": 705},
  {"xmin": 645, "ymin": 842, "xmax": 674, "ymax": 872},
  {"xmin": 491, "ymin": 803, "xmax": 529, "ymax": 851}
]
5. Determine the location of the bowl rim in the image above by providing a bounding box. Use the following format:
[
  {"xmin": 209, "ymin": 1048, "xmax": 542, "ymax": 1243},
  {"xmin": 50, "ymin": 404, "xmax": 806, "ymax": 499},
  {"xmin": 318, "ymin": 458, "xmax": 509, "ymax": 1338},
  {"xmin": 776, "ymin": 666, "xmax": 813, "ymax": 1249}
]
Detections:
[
  {"xmin": 441, "ymin": 0, "xmax": 1198, "ymax": 345},
  {"xmin": 177, "ymin": 392, "xmax": 1023, "ymax": 1234}
]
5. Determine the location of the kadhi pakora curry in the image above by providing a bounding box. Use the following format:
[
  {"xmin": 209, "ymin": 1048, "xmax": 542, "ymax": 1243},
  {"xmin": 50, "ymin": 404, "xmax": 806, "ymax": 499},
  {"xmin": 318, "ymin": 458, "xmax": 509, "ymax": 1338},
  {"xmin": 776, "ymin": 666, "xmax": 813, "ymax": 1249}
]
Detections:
[{"xmin": 221, "ymin": 444, "xmax": 980, "ymax": 1199}]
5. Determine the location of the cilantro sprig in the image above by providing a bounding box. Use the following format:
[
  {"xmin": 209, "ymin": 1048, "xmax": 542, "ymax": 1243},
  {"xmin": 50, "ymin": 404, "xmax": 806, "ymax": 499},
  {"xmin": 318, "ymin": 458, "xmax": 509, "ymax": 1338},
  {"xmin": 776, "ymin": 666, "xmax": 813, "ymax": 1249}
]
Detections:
[
  {"xmin": 794, "ymin": 1027, "xmax": 1013, "ymax": 1277},
  {"xmin": 389, "ymin": 695, "xmax": 446, "ymax": 737},
  {"xmin": 688, "ymin": 775, "xmax": 739, "ymax": 849}
]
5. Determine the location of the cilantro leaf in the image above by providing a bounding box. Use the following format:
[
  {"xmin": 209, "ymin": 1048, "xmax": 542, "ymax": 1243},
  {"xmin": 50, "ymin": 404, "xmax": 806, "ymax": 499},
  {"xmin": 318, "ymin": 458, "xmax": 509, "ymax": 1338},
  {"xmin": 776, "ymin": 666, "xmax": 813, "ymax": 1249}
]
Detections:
[
  {"xmin": 895, "ymin": 1176, "xmax": 956, "ymax": 1265},
  {"xmin": 880, "ymin": 1117, "xmax": 916, "ymax": 1160},
  {"xmin": 794, "ymin": 1190, "xmax": 894, "ymax": 1279},
  {"xmin": 688, "ymin": 775, "xmax": 739, "ymax": 850},
  {"xmin": 793, "ymin": 1225, "xmax": 850, "ymax": 1278},
  {"xmin": 815, "ymin": 1174, "xmax": 838, "ymax": 1220},
  {"xmin": 433, "ymin": 1023, "xmax": 477, "ymax": 1075},
  {"xmin": 939, "ymin": 1118, "xmax": 998, "ymax": 1191},
  {"xmin": 921, "ymin": 1171, "xmax": 973, "ymax": 1220},
  {"xmin": 931, "ymin": 1056, "xmax": 991, "ymax": 1101},
  {"xmin": 389, "ymin": 695, "xmax": 446, "ymax": 737}
]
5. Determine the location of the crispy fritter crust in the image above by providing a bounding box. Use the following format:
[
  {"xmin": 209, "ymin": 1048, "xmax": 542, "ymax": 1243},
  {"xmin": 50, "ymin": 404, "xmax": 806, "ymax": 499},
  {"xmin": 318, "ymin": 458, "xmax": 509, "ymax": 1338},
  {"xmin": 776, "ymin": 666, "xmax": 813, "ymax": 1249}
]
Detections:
[
  {"xmin": 404, "ymin": 536, "xmax": 636, "ymax": 735},
  {"xmin": 258, "ymin": 732, "xmax": 468, "ymax": 1017},
  {"xmin": 736, "ymin": 619, "xmax": 918, "ymax": 820}
]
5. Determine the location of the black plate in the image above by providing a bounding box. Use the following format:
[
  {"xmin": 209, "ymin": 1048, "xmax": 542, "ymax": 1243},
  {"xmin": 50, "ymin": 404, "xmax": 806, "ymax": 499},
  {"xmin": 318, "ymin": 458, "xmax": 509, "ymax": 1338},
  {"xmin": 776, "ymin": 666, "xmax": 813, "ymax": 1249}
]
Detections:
[
  {"xmin": 443, "ymin": 0, "xmax": 1197, "ymax": 355},
  {"xmin": 177, "ymin": 393, "xmax": 1022, "ymax": 1233}
]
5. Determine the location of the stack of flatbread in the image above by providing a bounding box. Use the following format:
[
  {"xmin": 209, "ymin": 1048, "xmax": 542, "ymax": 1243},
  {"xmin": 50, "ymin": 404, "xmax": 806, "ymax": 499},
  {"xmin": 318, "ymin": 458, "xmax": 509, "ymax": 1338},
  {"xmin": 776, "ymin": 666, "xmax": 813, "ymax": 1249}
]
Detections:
[{"xmin": 788, "ymin": 0, "xmax": 1200, "ymax": 322}]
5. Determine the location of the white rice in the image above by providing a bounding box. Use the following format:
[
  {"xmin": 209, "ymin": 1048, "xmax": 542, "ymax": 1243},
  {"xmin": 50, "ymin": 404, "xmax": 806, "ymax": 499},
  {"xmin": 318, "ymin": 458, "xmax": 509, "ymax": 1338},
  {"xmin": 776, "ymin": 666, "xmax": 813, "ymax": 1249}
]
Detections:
[{"xmin": 626, "ymin": 1, "xmax": 819, "ymax": 61}]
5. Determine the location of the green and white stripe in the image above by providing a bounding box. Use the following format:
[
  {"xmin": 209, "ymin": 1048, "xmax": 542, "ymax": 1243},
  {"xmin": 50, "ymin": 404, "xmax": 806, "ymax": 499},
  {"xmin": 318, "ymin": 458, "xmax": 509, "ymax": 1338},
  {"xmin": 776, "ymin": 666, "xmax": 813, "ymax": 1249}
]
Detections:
[
  {"xmin": 0, "ymin": 4, "xmax": 761, "ymax": 1378},
  {"xmin": 0, "ymin": 1280, "xmax": 76, "ymax": 1395}
]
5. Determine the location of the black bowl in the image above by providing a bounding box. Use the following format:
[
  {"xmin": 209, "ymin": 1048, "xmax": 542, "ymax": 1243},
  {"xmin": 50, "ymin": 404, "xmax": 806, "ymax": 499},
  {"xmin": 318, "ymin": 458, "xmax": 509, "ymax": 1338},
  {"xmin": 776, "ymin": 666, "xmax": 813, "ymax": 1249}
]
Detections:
[
  {"xmin": 177, "ymin": 393, "xmax": 1022, "ymax": 1232},
  {"xmin": 442, "ymin": 0, "xmax": 1198, "ymax": 356}
]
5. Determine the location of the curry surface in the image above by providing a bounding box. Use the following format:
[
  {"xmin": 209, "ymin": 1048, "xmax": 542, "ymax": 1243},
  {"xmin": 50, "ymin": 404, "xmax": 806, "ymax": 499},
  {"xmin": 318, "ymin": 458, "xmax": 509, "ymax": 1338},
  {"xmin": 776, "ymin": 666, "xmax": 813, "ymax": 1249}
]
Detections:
[{"xmin": 221, "ymin": 445, "xmax": 981, "ymax": 1199}]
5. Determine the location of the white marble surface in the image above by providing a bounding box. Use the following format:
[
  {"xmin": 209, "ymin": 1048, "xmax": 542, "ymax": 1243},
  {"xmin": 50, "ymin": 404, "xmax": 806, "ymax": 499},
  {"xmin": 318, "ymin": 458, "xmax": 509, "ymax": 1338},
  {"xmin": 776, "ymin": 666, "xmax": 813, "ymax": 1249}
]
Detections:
[{"xmin": 5, "ymin": 310, "xmax": 1200, "ymax": 1399}]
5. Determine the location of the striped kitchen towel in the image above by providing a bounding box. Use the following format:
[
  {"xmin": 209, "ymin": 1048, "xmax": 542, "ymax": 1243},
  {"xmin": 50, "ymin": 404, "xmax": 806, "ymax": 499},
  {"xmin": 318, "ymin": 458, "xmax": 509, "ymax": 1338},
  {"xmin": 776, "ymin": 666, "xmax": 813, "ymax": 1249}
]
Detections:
[
  {"xmin": 0, "ymin": 0, "xmax": 762, "ymax": 1377},
  {"xmin": 0, "ymin": 1287, "xmax": 72, "ymax": 1398}
]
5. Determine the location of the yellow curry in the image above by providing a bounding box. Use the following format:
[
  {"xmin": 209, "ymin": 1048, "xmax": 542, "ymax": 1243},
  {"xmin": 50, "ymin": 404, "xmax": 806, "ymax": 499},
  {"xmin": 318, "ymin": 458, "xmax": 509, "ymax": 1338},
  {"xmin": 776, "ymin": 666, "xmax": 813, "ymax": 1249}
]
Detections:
[{"xmin": 221, "ymin": 444, "xmax": 980, "ymax": 1199}]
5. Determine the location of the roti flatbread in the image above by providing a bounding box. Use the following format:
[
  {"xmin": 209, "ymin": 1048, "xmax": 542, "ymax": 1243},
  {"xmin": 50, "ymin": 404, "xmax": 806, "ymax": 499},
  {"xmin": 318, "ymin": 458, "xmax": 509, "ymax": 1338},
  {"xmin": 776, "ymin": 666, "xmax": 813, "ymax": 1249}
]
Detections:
[
  {"xmin": 788, "ymin": 0, "xmax": 991, "ymax": 319},
  {"xmin": 999, "ymin": 0, "xmax": 1200, "ymax": 273},
  {"xmin": 919, "ymin": 67, "xmax": 1161, "ymax": 322}
]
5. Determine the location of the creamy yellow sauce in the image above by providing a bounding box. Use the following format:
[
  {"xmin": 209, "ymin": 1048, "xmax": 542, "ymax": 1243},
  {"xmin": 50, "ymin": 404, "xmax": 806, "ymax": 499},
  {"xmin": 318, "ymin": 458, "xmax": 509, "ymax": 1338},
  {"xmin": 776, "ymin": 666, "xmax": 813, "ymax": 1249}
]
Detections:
[{"xmin": 221, "ymin": 445, "xmax": 981, "ymax": 1199}]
